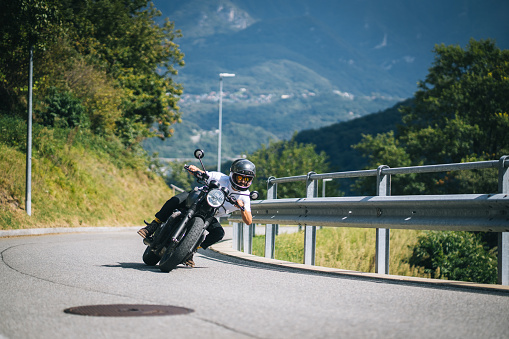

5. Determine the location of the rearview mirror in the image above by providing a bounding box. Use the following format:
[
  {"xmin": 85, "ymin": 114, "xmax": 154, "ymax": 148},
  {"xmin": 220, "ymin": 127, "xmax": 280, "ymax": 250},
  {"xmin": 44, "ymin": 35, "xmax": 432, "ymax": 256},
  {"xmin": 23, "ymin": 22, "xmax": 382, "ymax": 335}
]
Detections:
[
  {"xmin": 194, "ymin": 149, "xmax": 205, "ymax": 159},
  {"xmin": 250, "ymin": 191, "xmax": 259, "ymax": 200}
]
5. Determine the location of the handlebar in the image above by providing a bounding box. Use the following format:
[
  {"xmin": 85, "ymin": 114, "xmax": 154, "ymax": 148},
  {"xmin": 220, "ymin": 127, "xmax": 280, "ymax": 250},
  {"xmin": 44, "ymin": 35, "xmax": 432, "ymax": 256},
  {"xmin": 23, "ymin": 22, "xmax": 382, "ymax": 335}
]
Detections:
[
  {"xmin": 226, "ymin": 195, "xmax": 245, "ymax": 212},
  {"xmin": 227, "ymin": 195, "xmax": 245, "ymax": 211},
  {"xmin": 184, "ymin": 165, "xmax": 209, "ymax": 182}
]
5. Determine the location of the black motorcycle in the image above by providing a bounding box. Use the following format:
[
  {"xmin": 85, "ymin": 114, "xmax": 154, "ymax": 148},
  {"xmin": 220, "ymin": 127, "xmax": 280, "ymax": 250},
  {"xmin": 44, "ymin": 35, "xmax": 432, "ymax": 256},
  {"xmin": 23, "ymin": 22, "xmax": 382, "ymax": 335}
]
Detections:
[{"xmin": 142, "ymin": 149, "xmax": 258, "ymax": 272}]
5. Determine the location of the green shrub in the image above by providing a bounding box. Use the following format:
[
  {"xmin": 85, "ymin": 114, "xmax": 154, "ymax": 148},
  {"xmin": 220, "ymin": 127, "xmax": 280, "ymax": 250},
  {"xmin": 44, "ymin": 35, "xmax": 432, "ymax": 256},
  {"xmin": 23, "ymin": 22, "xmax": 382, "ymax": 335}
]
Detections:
[
  {"xmin": 37, "ymin": 88, "xmax": 89, "ymax": 129},
  {"xmin": 408, "ymin": 231, "xmax": 497, "ymax": 284},
  {"xmin": 0, "ymin": 115, "xmax": 28, "ymax": 151}
]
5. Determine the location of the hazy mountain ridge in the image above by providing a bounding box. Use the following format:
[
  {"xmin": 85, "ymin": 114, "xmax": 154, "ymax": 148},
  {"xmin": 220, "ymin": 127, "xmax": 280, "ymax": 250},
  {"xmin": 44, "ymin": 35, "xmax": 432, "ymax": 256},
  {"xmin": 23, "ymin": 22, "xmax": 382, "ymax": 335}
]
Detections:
[{"xmin": 159, "ymin": 0, "xmax": 509, "ymax": 95}]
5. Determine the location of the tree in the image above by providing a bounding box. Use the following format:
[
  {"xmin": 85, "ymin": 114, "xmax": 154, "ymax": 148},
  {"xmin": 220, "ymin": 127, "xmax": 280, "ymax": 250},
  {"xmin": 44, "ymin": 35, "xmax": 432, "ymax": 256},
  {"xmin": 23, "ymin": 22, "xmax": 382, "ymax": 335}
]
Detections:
[
  {"xmin": 60, "ymin": 0, "xmax": 184, "ymax": 144},
  {"xmin": 0, "ymin": 0, "xmax": 60, "ymax": 114},
  {"xmin": 354, "ymin": 39, "xmax": 509, "ymax": 195},
  {"xmin": 35, "ymin": 37, "xmax": 124, "ymax": 135},
  {"xmin": 399, "ymin": 38, "xmax": 509, "ymax": 165},
  {"xmin": 248, "ymin": 136, "xmax": 333, "ymax": 199},
  {"xmin": 1, "ymin": 0, "xmax": 185, "ymax": 146}
]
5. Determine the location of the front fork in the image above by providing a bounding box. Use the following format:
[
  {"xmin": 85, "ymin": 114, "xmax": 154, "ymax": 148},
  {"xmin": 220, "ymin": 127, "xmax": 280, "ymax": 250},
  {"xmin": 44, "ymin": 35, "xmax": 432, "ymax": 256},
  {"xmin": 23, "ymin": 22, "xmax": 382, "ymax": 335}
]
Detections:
[
  {"xmin": 171, "ymin": 204, "xmax": 198, "ymax": 243},
  {"xmin": 192, "ymin": 216, "xmax": 213, "ymax": 250}
]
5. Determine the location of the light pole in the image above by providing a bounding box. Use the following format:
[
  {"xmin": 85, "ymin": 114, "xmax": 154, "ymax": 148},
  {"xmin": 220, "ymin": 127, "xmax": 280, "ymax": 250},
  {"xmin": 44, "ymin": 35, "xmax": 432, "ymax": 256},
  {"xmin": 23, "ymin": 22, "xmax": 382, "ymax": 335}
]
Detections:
[
  {"xmin": 218, "ymin": 73, "xmax": 235, "ymax": 172},
  {"xmin": 26, "ymin": 45, "xmax": 33, "ymax": 216}
]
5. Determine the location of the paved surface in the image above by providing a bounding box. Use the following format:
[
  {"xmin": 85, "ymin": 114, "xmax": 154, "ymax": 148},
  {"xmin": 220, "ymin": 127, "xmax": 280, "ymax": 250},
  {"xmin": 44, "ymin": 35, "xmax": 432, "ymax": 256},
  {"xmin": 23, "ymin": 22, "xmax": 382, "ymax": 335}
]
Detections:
[{"xmin": 1, "ymin": 228, "xmax": 509, "ymax": 339}]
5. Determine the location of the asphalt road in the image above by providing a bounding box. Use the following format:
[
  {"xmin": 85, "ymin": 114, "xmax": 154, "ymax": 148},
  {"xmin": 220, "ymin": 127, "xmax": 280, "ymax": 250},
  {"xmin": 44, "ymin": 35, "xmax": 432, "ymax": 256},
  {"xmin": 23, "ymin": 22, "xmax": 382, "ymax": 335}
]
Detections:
[{"xmin": 1, "ymin": 229, "xmax": 508, "ymax": 339}]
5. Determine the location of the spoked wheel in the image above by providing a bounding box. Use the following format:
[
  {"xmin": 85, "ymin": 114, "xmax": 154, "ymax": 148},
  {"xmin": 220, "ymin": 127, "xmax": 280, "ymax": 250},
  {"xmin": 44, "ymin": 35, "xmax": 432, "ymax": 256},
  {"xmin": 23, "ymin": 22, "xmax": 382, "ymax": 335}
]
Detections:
[
  {"xmin": 159, "ymin": 217, "xmax": 204, "ymax": 273},
  {"xmin": 142, "ymin": 246, "xmax": 161, "ymax": 266}
]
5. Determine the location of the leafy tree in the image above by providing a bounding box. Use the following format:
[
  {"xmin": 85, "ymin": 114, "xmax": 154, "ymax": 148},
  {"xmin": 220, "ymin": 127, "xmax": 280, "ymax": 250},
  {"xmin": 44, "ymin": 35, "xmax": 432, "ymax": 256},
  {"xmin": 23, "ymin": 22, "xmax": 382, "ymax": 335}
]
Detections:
[
  {"xmin": 0, "ymin": 0, "xmax": 61, "ymax": 114},
  {"xmin": 1, "ymin": 0, "xmax": 185, "ymax": 147},
  {"xmin": 408, "ymin": 231, "xmax": 497, "ymax": 284},
  {"xmin": 401, "ymin": 39, "xmax": 509, "ymax": 161},
  {"xmin": 248, "ymin": 136, "xmax": 333, "ymax": 199},
  {"xmin": 59, "ymin": 0, "xmax": 185, "ymax": 143},
  {"xmin": 35, "ymin": 36, "xmax": 124, "ymax": 135},
  {"xmin": 354, "ymin": 39, "xmax": 509, "ymax": 195}
]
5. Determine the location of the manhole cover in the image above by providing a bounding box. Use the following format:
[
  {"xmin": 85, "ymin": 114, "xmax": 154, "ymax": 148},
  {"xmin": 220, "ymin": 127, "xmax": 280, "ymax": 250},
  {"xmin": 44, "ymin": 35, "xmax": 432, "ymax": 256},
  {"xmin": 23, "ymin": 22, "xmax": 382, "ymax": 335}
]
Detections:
[{"xmin": 64, "ymin": 304, "xmax": 194, "ymax": 317}]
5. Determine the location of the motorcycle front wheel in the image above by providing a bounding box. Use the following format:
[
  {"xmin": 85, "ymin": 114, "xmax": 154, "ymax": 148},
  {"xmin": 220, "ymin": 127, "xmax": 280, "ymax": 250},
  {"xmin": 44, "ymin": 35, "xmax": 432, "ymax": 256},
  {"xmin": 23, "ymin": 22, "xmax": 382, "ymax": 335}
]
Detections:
[{"xmin": 159, "ymin": 217, "xmax": 205, "ymax": 273}]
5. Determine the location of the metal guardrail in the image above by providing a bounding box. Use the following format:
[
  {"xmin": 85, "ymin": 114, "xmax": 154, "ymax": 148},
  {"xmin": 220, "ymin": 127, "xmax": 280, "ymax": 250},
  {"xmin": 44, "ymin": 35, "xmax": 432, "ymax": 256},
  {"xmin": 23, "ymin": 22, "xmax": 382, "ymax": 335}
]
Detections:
[
  {"xmin": 229, "ymin": 156, "xmax": 509, "ymax": 285},
  {"xmin": 245, "ymin": 194, "xmax": 509, "ymax": 231}
]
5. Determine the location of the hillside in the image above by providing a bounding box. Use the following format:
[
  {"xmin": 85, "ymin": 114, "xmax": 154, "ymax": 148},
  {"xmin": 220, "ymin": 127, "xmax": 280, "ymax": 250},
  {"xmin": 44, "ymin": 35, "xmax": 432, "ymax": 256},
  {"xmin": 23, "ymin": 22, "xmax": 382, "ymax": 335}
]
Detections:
[
  {"xmin": 0, "ymin": 116, "xmax": 172, "ymax": 230},
  {"xmin": 294, "ymin": 99, "xmax": 410, "ymax": 172},
  {"xmin": 146, "ymin": 0, "xmax": 509, "ymax": 162}
]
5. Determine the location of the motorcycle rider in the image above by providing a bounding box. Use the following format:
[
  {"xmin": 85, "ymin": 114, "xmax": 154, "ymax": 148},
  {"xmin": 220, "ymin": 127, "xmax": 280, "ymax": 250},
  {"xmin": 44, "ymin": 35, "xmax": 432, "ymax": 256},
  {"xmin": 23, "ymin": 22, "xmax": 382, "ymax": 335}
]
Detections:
[{"xmin": 138, "ymin": 158, "xmax": 256, "ymax": 267}]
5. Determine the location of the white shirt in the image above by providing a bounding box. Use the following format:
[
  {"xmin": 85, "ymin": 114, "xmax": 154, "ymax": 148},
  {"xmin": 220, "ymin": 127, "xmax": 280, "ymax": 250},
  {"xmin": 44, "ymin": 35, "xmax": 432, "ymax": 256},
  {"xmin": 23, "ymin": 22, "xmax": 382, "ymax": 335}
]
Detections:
[{"xmin": 205, "ymin": 171, "xmax": 251, "ymax": 218}]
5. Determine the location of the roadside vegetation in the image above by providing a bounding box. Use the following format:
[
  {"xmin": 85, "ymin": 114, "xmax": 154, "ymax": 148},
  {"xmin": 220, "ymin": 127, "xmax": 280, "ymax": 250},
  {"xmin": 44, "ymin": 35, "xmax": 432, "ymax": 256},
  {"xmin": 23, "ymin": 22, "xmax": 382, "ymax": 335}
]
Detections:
[
  {"xmin": 0, "ymin": 115, "xmax": 171, "ymax": 229},
  {"xmin": 252, "ymin": 228, "xmax": 498, "ymax": 284},
  {"xmin": 252, "ymin": 228, "xmax": 429, "ymax": 278},
  {"xmin": 1, "ymin": 1, "xmax": 182, "ymax": 229}
]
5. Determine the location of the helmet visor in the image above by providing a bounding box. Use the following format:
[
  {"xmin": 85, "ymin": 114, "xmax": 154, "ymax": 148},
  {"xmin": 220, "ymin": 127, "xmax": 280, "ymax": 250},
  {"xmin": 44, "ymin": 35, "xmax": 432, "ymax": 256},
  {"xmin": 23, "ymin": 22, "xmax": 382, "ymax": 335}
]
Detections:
[{"xmin": 234, "ymin": 174, "xmax": 253, "ymax": 188}]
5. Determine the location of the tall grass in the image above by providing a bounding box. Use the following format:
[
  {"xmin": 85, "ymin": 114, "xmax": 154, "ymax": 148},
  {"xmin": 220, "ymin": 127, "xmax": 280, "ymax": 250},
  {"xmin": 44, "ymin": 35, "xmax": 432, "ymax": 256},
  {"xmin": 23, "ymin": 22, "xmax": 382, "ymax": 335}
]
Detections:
[
  {"xmin": 0, "ymin": 115, "xmax": 172, "ymax": 230},
  {"xmin": 252, "ymin": 227, "xmax": 430, "ymax": 278}
]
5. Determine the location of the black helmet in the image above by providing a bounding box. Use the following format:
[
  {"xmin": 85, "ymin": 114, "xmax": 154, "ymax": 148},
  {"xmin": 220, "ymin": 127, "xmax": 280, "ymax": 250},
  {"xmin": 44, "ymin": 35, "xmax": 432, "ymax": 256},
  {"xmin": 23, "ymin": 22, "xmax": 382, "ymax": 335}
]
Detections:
[{"xmin": 229, "ymin": 159, "xmax": 256, "ymax": 191}]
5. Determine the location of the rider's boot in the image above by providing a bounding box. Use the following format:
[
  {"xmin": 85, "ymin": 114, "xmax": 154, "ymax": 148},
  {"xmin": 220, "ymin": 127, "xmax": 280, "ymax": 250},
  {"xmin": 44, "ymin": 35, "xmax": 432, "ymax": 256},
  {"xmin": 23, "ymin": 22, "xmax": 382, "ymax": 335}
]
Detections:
[
  {"xmin": 184, "ymin": 254, "xmax": 195, "ymax": 267},
  {"xmin": 137, "ymin": 218, "xmax": 162, "ymax": 239},
  {"xmin": 183, "ymin": 247, "xmax": 201, "ymax": 267}
]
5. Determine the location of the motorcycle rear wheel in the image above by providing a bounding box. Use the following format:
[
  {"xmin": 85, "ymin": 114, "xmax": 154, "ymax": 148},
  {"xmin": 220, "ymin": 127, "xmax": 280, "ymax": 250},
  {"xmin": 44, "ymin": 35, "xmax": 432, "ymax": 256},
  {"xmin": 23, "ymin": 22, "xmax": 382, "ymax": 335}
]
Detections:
[
  {"xmin": 159, "ymin": 217, "xmax": 204, "ymax": 273},
  {"xmin": 142, "ymin": 246, "xmax": 161, "ymax": 266}
]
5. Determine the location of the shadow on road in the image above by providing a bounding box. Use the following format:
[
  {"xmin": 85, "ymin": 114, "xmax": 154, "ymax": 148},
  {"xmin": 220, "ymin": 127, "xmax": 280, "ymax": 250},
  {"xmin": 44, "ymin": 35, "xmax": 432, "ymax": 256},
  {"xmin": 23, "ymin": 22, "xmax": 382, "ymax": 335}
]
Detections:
[
  {"xmin": 101, "ymin": 262, "xmax": 203, "ymax": 272},
  {"xmin": 101, "ymin": 262, "xmax": 159, "ymax": 272}
]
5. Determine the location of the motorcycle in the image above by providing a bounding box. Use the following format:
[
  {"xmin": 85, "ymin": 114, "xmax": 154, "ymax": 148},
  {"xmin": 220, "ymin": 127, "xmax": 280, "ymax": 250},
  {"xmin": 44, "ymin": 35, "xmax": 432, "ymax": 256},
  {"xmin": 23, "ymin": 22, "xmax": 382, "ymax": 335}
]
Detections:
[{"xmin": 141, "ymin": 149, "xmax": 258, "ymax": 272}]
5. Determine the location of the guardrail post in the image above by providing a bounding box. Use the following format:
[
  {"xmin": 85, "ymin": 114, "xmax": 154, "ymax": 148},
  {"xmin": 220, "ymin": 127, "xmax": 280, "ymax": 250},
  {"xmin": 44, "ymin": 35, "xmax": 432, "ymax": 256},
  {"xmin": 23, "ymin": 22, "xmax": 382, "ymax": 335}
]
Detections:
[
  {"xmin": 376, "ymin": 165, "xmax": 391, "ymax": 274},
  {"xmin": 243, "ymin": 223, "xmax": 253, "ymax": 254},
  {"xmin": 265, "ymin": 177, "xmax": 277, "ymax": 259},
  {"xmin": 304, "ymin": 172, "xmax": 317, "ymax": 265},
  {"xmin": 498, "ymin": 155, "xmax": 508, "ymax": 285},
  {"xmin": 232, "ymin": 221, "xmax": 243, "ymax": 251}
]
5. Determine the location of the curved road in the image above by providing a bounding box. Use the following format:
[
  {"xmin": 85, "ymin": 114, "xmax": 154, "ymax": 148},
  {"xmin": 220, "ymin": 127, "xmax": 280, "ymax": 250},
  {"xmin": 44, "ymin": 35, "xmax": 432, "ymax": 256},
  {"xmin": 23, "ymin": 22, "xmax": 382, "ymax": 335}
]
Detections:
[{"xmin": 1, "ymin": 229, "xmax": 508, "ymax": 339}]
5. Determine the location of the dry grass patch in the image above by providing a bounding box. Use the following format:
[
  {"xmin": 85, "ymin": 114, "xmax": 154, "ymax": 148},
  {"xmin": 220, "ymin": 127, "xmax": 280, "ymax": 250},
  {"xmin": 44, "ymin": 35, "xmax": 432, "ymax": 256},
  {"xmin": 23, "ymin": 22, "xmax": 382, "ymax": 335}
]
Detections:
[{"xmin": 253, "ymin": 227, "xmax": 430, "ymax": 278}]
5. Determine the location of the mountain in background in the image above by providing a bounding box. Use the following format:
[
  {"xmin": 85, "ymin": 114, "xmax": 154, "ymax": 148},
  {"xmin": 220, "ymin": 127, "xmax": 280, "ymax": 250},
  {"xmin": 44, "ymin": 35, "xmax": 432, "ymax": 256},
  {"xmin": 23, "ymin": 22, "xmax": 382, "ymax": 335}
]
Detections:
[
  {"xmin": 295, "ymin": 99, "xmax": 409, "ymax": 172},
  {"xmin": 145, "ymin": 0, "xmax": 509, "ymax": 166}
]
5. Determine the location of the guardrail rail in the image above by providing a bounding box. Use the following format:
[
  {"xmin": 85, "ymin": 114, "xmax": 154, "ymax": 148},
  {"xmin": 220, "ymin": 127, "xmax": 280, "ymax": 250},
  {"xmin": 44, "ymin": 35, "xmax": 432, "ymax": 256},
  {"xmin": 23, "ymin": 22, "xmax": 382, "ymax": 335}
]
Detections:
[{"xmin": 228, "ymin": 156, "xmax": 509, "ymax": 285}]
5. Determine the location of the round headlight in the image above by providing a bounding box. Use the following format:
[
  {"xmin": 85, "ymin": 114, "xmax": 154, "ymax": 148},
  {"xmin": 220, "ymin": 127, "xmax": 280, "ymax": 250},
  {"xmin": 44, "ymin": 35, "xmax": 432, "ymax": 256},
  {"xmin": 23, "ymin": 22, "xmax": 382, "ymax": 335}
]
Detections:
[{"xmin": 206, "ymin": 189, "xmax": 225, "ymax": 208}]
